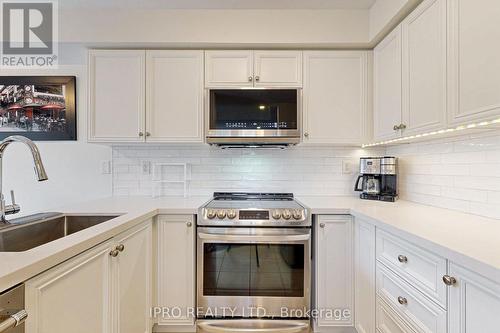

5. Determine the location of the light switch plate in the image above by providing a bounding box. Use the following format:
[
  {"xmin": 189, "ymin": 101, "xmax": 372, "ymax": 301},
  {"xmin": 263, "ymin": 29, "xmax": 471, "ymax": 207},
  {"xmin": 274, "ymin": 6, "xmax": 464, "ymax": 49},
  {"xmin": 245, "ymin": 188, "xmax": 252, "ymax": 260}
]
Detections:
[
  {"xmin": 101, "ymin": 160, "xmax": 111, "ymax": 174},
  {"xmin": 342, "ymin": 160, "xmax": 355, "ymax": 175},
  {"xmin": 141, "ymin": 160, "xmax": 151, "ymax": 175}
]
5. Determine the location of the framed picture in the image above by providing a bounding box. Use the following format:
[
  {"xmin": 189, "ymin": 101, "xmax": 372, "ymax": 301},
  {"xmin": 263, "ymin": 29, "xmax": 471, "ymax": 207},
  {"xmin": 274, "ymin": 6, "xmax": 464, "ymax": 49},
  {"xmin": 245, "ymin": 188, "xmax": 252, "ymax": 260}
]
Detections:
[{"xmin": 0, "ymin": 76, "xmax": 76, "ymax": 141}]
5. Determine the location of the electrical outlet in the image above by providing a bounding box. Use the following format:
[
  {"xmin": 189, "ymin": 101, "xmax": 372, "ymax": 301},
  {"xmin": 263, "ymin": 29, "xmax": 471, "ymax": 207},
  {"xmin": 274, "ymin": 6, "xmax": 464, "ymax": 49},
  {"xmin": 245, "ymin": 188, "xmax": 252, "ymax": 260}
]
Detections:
[
  {"xmin": 342, "ymin": 160, "xmax": 355, "ymax": 175},
  {"xmin": 141, "ymin": 160, "xmax": 151, "ymax": 175},
  {"xmin": 101, "ymin": 160, "xmax": 111, "ymax": 174}
]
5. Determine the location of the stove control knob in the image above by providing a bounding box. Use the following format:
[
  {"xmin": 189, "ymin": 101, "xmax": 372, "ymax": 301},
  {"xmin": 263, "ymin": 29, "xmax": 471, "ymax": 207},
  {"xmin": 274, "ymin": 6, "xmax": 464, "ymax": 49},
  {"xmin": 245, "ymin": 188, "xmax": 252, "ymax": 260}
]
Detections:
[
  {"xmin": 206, "ymin": 209, "xmax": 216, "ymax": 219},
  {"xmin": 227, "ymin": 209, "xmax": 237, "ymax": 219},
  {"xmin": 272, "ymin": 210, "xmax": 282, "ymax": 220},
  {"xmin": 216, "ymin": 210, "xmax": 227, "ymax": 219},
  {"xmin": 282, "ymin": 209, "xmax": 292, "ymax": 220},
  {"xmin": 293, "ymin": 210, "xmax": 303, "ymax": 220}
]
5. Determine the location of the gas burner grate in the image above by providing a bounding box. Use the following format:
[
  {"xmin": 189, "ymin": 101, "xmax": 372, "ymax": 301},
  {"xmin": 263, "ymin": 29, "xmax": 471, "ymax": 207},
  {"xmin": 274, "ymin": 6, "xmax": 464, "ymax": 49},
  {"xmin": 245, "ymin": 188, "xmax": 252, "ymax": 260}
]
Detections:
[{"xmin": 213, "ymin": 192, "xmax": 294, "ymax": 201}]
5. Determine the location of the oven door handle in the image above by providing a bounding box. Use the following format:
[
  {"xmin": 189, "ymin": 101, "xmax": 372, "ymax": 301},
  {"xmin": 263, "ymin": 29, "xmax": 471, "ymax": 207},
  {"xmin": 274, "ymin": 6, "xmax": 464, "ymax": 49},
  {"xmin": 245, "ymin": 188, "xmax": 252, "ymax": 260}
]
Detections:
[{"xmin": 197, "ymin": 232, "xmax": 310, "ymax": 242}]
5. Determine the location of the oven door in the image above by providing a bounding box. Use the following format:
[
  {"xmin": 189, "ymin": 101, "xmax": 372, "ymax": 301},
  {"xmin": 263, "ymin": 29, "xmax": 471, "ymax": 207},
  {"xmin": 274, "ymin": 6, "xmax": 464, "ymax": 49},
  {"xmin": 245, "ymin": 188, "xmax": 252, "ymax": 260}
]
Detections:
[{"xmin": 197, "ymin": 227, "xmax": 311, "ymax": 318}]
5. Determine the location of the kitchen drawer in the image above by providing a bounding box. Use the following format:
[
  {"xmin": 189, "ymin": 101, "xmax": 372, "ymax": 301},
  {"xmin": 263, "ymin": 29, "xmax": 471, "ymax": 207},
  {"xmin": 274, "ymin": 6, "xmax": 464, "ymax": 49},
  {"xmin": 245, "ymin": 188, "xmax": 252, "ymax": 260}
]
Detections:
[
  {"xmin": 377, "ymin": 263, "xmax": 446, "ymax": 333},
  {"xmin": 377, "ymin": 297, "xmax": 417, "ymax": 333},
  {"xmin": 376, "ymin": 230, "xmax": 447, "ymax": 307}
]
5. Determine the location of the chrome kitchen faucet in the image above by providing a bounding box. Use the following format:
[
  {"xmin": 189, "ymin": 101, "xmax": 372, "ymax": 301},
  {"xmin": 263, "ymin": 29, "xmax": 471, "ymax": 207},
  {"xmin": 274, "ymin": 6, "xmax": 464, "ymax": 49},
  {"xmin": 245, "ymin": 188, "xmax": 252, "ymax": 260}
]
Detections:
[{"xmin": 0, "ymin": 136, "xmax": 48, "ymax": 224}]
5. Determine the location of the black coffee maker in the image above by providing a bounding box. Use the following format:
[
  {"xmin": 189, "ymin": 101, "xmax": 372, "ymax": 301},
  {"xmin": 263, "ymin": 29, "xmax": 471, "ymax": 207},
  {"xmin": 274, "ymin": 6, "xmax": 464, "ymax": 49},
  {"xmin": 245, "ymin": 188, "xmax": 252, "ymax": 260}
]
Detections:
[{"xmin": 355, "ymin": 157, "xmax": 398, "ymax": 202}]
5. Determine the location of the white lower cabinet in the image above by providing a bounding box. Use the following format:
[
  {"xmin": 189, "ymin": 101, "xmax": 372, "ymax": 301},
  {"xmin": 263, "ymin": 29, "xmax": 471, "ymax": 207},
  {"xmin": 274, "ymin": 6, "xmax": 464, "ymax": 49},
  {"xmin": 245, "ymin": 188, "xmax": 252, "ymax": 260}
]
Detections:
[
  {"xmin": 447, "ymin": 263, "xmax": 500, "ymax": 333},
  {"xmin": 155, "ymin": 215, "xmax": 195, "ymax": 330},
  {"xmin": 314, "ymin": 215, "xmax": 354, "ymax": 331},
  {"xmin": 354, "ymin": 219, "xmax": 376, "ymax": 333},
  {"xmin": 25, "ymin": 220, "xmax": 153, "ymax": 333},
  {"xmin": 376, "ymin": 297, "xmax": 416, "ymax": 333}
]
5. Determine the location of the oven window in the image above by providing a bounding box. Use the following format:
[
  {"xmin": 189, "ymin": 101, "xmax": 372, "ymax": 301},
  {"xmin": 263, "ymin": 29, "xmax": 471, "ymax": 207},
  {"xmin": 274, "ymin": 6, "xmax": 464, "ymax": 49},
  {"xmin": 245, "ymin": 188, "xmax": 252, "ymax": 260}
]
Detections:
[
  {"xmin": 209, "ymin": 89, "xmax": 298, "ymax": 130},
  {"xmin": 203, "ymin": 243, "xmax": 304, "ymax": 297}
]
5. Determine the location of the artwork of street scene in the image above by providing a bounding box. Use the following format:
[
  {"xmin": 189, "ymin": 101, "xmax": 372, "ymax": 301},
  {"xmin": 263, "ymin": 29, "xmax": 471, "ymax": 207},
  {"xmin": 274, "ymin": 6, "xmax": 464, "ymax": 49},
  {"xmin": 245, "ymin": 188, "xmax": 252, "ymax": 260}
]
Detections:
[{"xmin": 0, "ymin": 84, "xmax": 68, "ymax": 133}]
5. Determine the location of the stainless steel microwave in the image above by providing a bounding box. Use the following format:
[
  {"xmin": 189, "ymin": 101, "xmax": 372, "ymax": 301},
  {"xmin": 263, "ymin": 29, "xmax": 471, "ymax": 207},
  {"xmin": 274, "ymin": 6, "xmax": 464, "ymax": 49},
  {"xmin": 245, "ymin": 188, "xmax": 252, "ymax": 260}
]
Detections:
[{"xmin": 206, "ymin": 89, "xmax": 301, "ymax": 146}]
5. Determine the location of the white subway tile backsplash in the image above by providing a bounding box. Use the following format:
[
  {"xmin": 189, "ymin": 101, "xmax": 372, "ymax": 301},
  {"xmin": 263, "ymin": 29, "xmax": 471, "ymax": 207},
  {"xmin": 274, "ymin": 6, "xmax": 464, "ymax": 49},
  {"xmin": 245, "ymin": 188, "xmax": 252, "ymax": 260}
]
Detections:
[
  {"xmin": 112, "ymin": 145, "xmax": 384, "ymax": 198},
  {"xmin": 387, "ymin": 131, "xmax": 500, "ymax": 220}
]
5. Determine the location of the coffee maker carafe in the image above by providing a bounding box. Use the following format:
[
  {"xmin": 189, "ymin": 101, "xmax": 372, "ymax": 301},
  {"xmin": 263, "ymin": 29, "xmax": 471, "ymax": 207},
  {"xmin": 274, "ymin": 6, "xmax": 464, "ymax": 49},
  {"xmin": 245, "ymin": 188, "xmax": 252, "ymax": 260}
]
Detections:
[{"xmin": 355, "ymin": 157, "xmax": 398, "ymax": 202}]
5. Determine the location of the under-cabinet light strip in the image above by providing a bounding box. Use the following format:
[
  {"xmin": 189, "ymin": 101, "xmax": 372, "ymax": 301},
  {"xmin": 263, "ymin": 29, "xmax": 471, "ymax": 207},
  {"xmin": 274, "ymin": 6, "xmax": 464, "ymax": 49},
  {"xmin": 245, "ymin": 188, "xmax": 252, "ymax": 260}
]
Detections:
[{"xmin": 361, "ymin": 118, "xmax": 500, "ymax": 148}]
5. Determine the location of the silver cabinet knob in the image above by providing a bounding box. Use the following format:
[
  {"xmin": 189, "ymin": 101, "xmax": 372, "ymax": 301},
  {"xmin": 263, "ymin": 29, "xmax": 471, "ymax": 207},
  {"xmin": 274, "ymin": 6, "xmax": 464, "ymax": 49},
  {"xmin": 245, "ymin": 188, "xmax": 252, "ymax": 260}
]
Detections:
[
  {"xmin": 304, "ymin": 132, "xmax": 309, "ymax": 138},
  {"xmin": 116, "ymin": 244, "xmax": 125, "ymax": 252},
  {"xmin": 109, "ymin": 249, "xmax": 119, "ymax": 257},
  {"xmin": 319, "ymin": 223, "xmax": 325, "ymax": 228},
  {"xmin": 397, "ymin": 296, "xmax": 408, "ymax": 305},
  {"xmin": 393, "ymin": 125, "xmax": 400, "ymax": 131},
  {"xmin": 186, "ymin": 221, "xmax": 193, "ymax": 227},
  {"xmin": 443, "ymin": 275, "xmax": 457, "ymax": 286},
  {"xmin": 399, "ymin": 124, "xmax": 407, "ymax": 130},
  {"xmin": 398, "ymin": 255, "xmax": 408, "ymax": 263},
  {"xmin": 248, "ymin": 76, "xmax": 253, "ymax": 82},
  {"xmin": 146, "ymin": 132, "xmax": 151, "ymax": 137},
  {"xmin": 255, "ymin": 76, "xmax": 260, "ymax": 82},
  {"xmin": 138, "ymin": 132, "xmax": 144, "ymax": 137}
]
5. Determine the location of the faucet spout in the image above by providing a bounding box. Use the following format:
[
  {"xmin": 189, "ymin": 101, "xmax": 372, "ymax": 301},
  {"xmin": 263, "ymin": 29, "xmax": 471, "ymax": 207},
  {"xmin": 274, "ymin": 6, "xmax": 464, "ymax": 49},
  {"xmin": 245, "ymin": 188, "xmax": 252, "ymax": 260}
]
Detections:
[{"xmin": 0, "ymin": 136, "xmax": 48, "ymax": 223}]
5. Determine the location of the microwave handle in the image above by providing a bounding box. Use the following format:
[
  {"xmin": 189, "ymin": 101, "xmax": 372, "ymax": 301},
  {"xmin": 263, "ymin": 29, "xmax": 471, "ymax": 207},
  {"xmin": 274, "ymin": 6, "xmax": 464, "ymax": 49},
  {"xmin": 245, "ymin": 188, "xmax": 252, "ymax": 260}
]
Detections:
[
  {"xmin": 198, "ymin": 232, "xmax": 310, "ymax": 243},
  {"xmin": 354, "ymin": 175, "xmax": 364, "ymax": 192}
]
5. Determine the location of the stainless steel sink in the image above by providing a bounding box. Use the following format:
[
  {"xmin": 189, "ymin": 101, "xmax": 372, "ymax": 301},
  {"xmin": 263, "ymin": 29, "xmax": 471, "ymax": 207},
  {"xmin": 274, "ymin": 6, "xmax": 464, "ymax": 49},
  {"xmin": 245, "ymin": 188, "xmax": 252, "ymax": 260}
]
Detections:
[{"xmin": 0, "ymin": 213, "xmax": 121, "ymax": 252}]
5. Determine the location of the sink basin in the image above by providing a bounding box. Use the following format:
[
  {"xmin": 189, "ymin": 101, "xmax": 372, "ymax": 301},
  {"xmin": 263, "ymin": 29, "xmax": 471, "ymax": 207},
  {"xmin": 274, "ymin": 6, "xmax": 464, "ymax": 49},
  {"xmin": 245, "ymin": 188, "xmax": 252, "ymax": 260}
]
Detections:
[{"xmin": 0, "ymin": 213, "xmax": 121, "ymax": 252}]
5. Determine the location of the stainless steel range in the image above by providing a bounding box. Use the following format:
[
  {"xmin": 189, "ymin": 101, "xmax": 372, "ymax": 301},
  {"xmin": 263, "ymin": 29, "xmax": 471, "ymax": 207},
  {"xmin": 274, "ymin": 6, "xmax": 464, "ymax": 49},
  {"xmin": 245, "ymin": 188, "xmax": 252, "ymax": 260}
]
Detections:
[{"xmin": 197, "ymin": 193, "xmax": 311, "ymax": 332}]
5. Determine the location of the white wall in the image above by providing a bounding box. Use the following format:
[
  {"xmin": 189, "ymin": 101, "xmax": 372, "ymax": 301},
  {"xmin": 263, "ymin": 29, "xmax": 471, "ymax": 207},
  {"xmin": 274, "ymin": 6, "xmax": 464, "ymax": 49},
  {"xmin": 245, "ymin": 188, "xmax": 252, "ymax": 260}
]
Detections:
[
  {"xmin": 387, "ymin": 132, "xmax": 500, "ymax": 220},
  {"xmin": 112, "ymin": 146, "xmax": 384, "ymax": 197},
  {"xmin": 59, "ymin": 9, "xmax": 370, "ymax": 47},
  {"xmin": 1, "ymin": 64, "xmax": 112, "ymax": 217}
]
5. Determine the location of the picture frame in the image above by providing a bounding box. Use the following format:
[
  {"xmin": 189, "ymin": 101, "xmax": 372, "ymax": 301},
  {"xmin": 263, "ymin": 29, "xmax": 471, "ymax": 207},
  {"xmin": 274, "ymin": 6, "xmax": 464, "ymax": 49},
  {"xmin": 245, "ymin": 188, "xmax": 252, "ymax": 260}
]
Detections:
[{"xmin": 0, "ymin": 76, "xmax": 77, "ymax": 141}]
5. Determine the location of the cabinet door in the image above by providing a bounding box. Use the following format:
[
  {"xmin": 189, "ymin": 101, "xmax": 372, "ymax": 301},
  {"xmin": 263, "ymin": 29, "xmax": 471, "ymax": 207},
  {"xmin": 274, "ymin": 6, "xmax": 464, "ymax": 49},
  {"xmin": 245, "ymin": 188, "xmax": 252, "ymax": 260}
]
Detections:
[
  {"xmin": 113, "ymin": 221, "xmax": 152, "ymax": 333},
  {"xmin": 146, "ymin": 50, "xmax": 204, "ymax": 142},
  {"xmin": 205, "ymin": 51, "xmax": 253, "ymax": 87},
  {"xmin": 254, "ymin": 51, "xmax": 302, "ymax": 87},
  {"xmin": 25, "ymin": 240, "xmax": 113, "ymax": 333},
  {"xmin": 303, "ymin": 51, "xmax": 370, "ymax": 144},
  {"xmin": 156, "ymin": 215, "xmax": 195, "ymax": 327},
  {"xmin": 448, "ymin": 0, "xmax": 500, "ymax": 124},
  {"xmin": 88, "ymin": 50, "xmax": 146, "ymax": 142},
  {"xmin": 402, "ymin": 0, "xmax": 447, "ymax": 135},
  {"xmin": 315, "ymin": 215, "xmax": 354, "ymax": 328},
  {"xmin": 355, "ymin": 219, "xmax": 376, "ymax": 333},
  {"xmin": 374, "ymin": 26, "xmax": 403, "ymax": 141},
  {"xmin": 448, "ymin": 263, "xmax": 500, "ymax": 333}
]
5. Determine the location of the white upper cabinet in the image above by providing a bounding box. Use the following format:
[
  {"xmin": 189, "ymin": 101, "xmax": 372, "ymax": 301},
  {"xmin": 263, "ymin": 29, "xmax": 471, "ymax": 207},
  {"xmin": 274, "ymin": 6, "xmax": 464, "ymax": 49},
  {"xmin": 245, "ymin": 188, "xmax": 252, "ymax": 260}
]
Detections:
[
  {"xmin": 448, "ymin": 263, "xmax": 500, "ymax": 333},
  {"xmin": 89, "ymin": 50, "xmax": 146, "ymax": 142},
  {"xmin": 374, "ymin": 26, "xmax": 403, "ymax": 141},
  {"xmin": 205, "ymin": 50, "xmax": 302, "ymax": 88},
  {"xmin": 448, "ymin": 0, "xmax": 500, "ymax": 124},
  {"xmin": 254, "ymin": 51, "xmax": 302, "ymax": 87},
  {"xmin": 146, "ymin": 50, "xmax": 204, "ymax": 143},
  {"xmin": 205, "ymin": 50, "xmax": 254, "ymax": 87},
  {"xmin": 402, "ymin": 0, "xmax": 447, "ymax": 135},
  {"xmin": 303, "ymin": 51, "xmax": 371, "ymax": 144}
]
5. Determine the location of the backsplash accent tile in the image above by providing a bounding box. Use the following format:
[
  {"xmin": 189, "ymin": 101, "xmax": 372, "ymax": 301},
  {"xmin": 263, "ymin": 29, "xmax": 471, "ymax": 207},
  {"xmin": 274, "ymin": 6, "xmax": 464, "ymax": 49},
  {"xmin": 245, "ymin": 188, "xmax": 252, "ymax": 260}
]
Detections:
[
  {"xmin": 387, "ymin": 132, "xmax": 500, "ymax": 220},
  {"xmin": 112, "ymin": 146, "xmax": 384, "ymax": 197}
]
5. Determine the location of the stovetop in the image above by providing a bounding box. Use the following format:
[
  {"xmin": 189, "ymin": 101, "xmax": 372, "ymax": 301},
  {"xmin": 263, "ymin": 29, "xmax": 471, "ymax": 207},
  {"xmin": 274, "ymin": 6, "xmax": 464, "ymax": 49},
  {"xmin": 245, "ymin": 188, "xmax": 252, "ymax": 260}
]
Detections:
[{"xmin": 198, "ymin": 192, "xmax": 310, "ymax": 227}]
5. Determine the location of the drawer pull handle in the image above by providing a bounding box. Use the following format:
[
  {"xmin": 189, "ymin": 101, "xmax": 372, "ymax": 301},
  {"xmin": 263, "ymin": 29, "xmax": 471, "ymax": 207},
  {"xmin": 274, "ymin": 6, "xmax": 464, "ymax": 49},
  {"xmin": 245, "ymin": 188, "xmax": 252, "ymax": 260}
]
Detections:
[
  {"xmin": 397, "ymin": 296, "xmax": 408, "ymax": 305},
  {"xmin": 398, "ymin": 255, "xmax": 408, "ymax": 263},
  {"xmin": 443, "ymin": 275, "xmax": 457, "ymax": 286}
]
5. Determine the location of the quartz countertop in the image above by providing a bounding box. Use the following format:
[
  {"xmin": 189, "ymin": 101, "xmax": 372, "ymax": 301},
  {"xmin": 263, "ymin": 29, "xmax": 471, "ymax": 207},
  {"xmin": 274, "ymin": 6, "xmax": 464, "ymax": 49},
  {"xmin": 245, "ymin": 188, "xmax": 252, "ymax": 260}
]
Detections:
[{"xmin": 1, "ymin": 195, "xmax": 499, "ymax": 292}]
